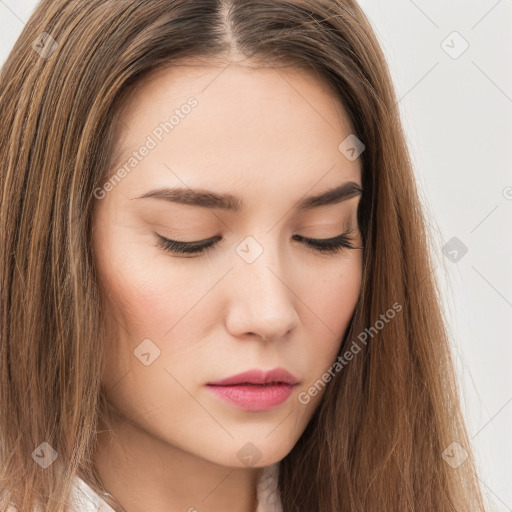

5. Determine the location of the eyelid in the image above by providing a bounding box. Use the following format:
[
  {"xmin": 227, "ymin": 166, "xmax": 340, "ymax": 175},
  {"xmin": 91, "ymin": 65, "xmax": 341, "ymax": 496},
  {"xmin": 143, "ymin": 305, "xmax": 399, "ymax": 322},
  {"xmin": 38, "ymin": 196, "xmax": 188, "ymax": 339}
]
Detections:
[
  {"xmin": 155, "ymin": 233, "xmax": 218, "ymax": 245},
  {"xmin": 294, "ymin": 227, "xmax": 360, "ymax": 250},
  {"xmin": 154, "ymin": 228, "xmax": 362, "ymax": 257},
  {"xmin": 154, "ymin": 232, "xmax": 220, "ymax": 254}
]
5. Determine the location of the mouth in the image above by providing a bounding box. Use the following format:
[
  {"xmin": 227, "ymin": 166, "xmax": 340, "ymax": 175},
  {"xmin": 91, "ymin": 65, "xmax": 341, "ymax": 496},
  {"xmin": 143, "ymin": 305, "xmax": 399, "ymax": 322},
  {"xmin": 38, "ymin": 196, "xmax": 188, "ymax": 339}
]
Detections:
[
  {"xmin": 206, "ymin": 382, "xmax": 297, "ymax": 411},
  {"xmin": 206, "ymin": 368, "xmax": 299, "ymax": 411}
]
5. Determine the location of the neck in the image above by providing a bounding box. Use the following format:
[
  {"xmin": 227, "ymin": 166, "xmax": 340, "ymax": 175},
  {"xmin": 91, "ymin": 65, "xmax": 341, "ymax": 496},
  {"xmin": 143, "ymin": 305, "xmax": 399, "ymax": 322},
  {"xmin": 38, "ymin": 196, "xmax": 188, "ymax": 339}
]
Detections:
[{"xmin": 92, "ymin": 414, "xmax": 262, "ymax": 512}]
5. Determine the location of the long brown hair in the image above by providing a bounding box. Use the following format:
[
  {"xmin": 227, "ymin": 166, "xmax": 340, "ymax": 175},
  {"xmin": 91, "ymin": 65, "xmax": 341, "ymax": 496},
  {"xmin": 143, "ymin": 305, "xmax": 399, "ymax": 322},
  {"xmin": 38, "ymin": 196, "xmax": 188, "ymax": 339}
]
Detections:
[{"xmin": 0, "ymin": 1, "xmax": 487, "ymax": 510}]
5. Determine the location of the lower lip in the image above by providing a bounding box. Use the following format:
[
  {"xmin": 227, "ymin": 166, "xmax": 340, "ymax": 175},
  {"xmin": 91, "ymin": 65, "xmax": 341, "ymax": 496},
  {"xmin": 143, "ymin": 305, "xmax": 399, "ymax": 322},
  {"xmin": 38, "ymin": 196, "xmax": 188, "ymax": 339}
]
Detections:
[{"xmin": 206, "ymin": 383, "xmax": 295, "ymax": 411}]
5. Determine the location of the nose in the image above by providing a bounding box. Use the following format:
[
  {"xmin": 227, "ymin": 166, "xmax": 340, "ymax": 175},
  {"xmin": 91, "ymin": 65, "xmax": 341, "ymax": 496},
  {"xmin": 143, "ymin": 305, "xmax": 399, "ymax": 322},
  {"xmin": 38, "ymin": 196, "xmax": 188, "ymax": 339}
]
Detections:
[{"xmin": 225, "ymin": 247, "xmax": 300, "ymax": 342}]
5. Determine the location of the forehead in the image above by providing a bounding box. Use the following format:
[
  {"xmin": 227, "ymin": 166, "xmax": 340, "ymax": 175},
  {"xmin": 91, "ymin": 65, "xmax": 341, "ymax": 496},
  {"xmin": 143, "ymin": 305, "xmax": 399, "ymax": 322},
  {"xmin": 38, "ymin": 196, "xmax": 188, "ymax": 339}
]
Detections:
[
  {"xmin": 108, "ymin": 61, "xmax": 362, "ymax": 206},
  {"xmin": 115, "ymin": 60, "xmax": 354, "ymax": 142}
]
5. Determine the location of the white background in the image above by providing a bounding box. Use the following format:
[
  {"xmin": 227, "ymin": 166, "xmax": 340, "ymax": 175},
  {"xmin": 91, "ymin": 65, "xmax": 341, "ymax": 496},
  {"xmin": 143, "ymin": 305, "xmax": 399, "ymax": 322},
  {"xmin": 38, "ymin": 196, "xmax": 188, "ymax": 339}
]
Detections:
[{"xmin": 1, "ymin": 0, "xmax": 511, "ymax": 510}]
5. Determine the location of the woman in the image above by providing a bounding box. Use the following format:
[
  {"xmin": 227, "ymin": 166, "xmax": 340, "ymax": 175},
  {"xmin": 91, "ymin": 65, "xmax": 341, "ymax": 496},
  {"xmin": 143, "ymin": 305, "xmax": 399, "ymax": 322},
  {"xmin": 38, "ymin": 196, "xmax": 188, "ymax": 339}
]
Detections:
[{"xmin": 0, "ymin": 0, "xmax": 487, "ymax": 511}]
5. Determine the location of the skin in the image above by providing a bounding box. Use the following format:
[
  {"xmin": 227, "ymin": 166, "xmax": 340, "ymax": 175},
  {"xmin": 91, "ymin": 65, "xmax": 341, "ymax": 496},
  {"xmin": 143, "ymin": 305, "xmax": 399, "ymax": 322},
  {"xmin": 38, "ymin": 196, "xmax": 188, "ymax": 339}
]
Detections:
[{"xmin": 91, "ymin": 59, "xmax": 363, "ymax": 512}]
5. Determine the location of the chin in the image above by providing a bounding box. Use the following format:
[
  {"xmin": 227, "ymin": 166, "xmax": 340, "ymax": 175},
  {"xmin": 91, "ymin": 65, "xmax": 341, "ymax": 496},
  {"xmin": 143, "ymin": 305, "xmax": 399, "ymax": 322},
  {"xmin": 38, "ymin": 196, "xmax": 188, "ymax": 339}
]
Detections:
[{"xmin": 193, "ymin": 438, "xmax": 289, "ymax": 469}]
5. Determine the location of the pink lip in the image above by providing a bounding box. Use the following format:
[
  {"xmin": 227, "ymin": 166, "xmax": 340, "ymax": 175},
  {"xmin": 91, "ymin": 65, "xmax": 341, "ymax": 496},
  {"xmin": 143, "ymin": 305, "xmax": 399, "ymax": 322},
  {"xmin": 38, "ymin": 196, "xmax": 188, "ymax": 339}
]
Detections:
[{"xmin": 206, "ymin": 368, "xmax": 299, "ymax": 412}]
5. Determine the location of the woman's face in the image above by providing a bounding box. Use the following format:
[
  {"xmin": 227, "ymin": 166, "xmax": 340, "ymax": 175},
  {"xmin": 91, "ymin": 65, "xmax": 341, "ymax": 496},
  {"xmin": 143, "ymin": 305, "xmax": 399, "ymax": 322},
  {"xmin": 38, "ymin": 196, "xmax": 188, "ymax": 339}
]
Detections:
[{"xmin": 92, "ymin": 61, "xmax": 363, "ymax": 469}]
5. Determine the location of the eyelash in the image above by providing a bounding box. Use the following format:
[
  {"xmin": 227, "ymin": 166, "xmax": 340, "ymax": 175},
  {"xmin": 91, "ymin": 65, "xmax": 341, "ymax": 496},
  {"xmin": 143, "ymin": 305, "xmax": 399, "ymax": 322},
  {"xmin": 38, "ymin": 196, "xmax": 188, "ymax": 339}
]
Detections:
[{"xmin": 155, "ymin": 228, "xmax": 361, "ymax": 257}]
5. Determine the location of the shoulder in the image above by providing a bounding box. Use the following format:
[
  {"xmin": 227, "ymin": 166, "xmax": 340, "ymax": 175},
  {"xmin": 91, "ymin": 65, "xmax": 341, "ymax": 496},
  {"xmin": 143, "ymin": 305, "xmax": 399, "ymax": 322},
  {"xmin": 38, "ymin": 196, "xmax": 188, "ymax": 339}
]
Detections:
[
  {"xmin": 0, "ymin": 476, "xmax": 116, "ymax": 512},
  {"xmin": 0, "ymin": 490, "xmax": 19, "ymax": 512},
  {"xmin": 68, "ymin": 475, "xmax": 118, "ymax": 512}
]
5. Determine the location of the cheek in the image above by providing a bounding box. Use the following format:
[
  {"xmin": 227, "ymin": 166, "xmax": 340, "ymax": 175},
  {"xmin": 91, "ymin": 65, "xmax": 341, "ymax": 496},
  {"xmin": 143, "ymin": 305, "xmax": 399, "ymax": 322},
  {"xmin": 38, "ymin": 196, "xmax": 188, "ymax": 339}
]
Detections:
[
  {"xmin": 291, "ymin": 258, "xmax": 362, "ymax": 410},
  {"xmin": 307, "ymin": 256, "xmax": 362, "ymax": 330},
  {"xmin": 93, "ymin": 222, "xmax": 178, "ymax": 331},
  {"xmin": 96, "ymin": 241, "xmax": 215, "ymax": 371},
  {"xmin": 299, "ymin": 256, "xmax": 362, "ymax": 365},
  {"xmin": 101, "ymin": 258, "xmax": 160, "ymax": 319},
  {"xmin": 327, "ymin": 262, "xmax": 362, "ymax": 325},
  {"xmin": 95, "ymin": 257, "xmax": 184, "ymax": 405}
]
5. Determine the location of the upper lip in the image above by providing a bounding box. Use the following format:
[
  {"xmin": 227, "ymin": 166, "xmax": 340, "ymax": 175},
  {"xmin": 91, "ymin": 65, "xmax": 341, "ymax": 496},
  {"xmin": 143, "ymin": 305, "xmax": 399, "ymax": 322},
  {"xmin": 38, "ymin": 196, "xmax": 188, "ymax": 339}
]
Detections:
[{"xmin": 207, "ymin": 368, "xmax": 299, "ymax": 386}]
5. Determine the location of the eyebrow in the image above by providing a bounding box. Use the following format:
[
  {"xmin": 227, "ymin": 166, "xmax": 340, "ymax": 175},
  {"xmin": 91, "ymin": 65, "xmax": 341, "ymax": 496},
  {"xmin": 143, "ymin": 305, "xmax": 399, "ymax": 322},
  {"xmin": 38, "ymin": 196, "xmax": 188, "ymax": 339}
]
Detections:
[{"xmin": 132, "ymin": 181, "xmax": 363, "ymax": 213}]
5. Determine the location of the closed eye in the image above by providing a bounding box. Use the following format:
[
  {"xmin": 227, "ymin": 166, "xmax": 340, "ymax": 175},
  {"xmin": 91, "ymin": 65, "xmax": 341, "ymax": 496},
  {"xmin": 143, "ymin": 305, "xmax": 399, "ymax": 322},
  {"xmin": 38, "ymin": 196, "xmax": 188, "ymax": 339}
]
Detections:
[{"xmin": 154, "ymin": 228, "xmax": 362, "ymax": 257}]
